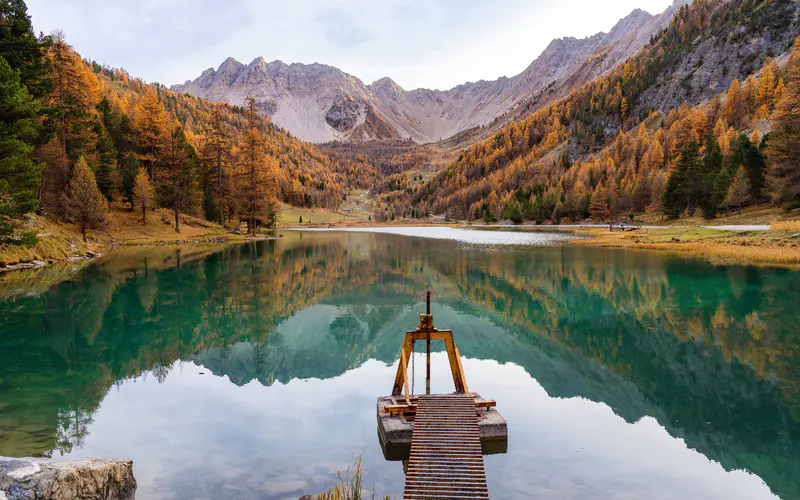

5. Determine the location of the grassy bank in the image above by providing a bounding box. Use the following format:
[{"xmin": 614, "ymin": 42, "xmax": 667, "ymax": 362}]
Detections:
[
  {"xmin": 0, "ymin": 205, "xmax": 232, "ymax": 267},
  {"xmin": 573, "ymin": 226, "xmax": 800, "ymax": 267}
]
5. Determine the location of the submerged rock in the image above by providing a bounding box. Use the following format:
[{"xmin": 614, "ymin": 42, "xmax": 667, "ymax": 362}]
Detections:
[{"xmin": 0, "ymin": 457, "xmax": 135, "ymax": 500}]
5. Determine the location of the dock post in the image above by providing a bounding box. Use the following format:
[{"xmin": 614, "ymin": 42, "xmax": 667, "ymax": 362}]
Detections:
[{"xmin": 426, "ymin": 291, "xmax": 431, "ymax": 395}]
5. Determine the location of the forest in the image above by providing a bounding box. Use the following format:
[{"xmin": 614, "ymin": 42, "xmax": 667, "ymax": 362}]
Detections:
[
  {"xmin": 2, "ymin": 0, "xmax": 800, "ymax": 249},
  {"xmin": 375, "ymin": 0, "xmax": 800, "ymax": 224},
  {"xmin": 0, "ymin": 0, "xmax": 359, "ymax": 244}
]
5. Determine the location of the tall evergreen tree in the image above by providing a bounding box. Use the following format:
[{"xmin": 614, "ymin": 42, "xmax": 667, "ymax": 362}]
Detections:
[
  {"xmin": 712, "ymin": 167, "xmax": 732, "ymax": 213},
  {"xmin": 0, "ymin": 0, "xmax": 51, "ymax": 99},
  {"xmin": 199, "ymin": 108, "xmax": 230, "ymax": 224},
  {"xmin": 700, "ymin": 133, "xmax": 723, "ymax": 219},
  {"xmin": 119, "ymin": 152, "xmax": 139, "ymax": 209},
  {"xmin": 662, "ymin": 141, "xmax": 701, "ymax": 218},
  {"xmin": 0, "ymin": 55, "xmax": 41, "ymax": 240},
  {"xmin": 158, "ymin": 120, "xmax": 197, "ymax": 233},
  {"xmin": 730, "ymin": 133, "xmax": 765, "ymax": 200},
  {"xmin": 94, "ymin": 134, "xmax": 116, "ymax": 201},
  {"xmin": 725, "ymin": 165, "xmax": 752, "ymax": 213}
]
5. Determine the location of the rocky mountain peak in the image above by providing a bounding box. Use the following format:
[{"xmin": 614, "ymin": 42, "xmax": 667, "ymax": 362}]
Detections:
[
  {"xmin": 369, "ymin": 77, "xmax": 404, "ymax": 100},
  {"xmin": 608, "ymin": 8, "xmax": 654, "ymax": 39},
  {"xmin": 218, "ymin": 57, "xmax": 243, "ymax": 72},
  {"xmin": 171, "ymin": 3, "xmax": 684, "ymax": 144}
]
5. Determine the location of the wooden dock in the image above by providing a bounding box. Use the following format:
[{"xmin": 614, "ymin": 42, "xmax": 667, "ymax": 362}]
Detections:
[{"xmin": 403, "ymin": 394, "xmax": 489, "ymax": 499}]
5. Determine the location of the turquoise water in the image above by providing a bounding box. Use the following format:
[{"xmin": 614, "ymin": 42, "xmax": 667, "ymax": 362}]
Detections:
[{"xmin": 1, "ymin": 229, "xmax": 798, "ymax": 499}]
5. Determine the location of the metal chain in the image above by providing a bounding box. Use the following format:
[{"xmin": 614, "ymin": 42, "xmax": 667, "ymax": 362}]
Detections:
[{"xmin": 411, "ymin": 340, "xmax": 415, "ymax": 395}]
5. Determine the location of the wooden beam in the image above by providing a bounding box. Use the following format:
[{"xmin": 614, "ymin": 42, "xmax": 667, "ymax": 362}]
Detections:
[
  {"xmin": 409, "ymin": 330, "xmax": 453, "ymax": 342},
  {"xmin": 452, "ymin": 341, "xmax": 470, "ymax": 395},
  {"xmin": 381, "ymin": 404, "xmax": 417, "ymax": 415},
  {"xmin": 443, "ymin": 334, "xmax": 468, "ymax": 394},
  {"xmin": 392, "ymin": 333, "xmax": 414, "ymax": 398}
]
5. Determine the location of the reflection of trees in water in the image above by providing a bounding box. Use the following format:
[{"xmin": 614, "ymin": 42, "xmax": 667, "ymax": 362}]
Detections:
[
  {"xmin": 330, "ymin": 315, "xmax": 371, "ymax": 350},
  {"xmin": 55, "ymin": 405, "xmax": 94, "ymax": 455},
  {"xmin": 0, "ymin": 233, "xmax": 799, "ymax": 497}
]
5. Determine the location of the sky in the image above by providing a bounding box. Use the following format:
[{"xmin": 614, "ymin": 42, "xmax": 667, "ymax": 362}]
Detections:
[{"xmin": 25, "ymin": 0, "xmax": 675, "ymax": 91}]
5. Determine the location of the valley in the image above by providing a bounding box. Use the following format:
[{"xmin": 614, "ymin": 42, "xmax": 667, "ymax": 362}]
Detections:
[
  {"xmin": 3, "ymin": 1, "xmax": 800, "ymax": 498},
  {"xmin": 3, "ymin": 0, "xmax": 800, "ymax": 268}
]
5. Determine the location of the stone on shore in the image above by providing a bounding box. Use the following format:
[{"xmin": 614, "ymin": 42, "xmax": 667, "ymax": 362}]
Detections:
[{"xmin": 0, "ymin": 457, "xmax": 135, "ymax": 500}]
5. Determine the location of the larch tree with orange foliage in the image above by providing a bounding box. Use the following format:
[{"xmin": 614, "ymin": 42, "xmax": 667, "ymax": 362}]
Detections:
[
  {"xmin": 767, "ymin": 42, "xmax": 800, "ymax": 208},
  {"xmin": 134, "ymin": 87, "xmax": 168, "ymax": 182},
  {"xmin": 237, "ymin": 97, "xmax": 276, "ymax": 234},
  {"xmin": 157, "ymin": 120, "xmax": 198, "ymax": 233}
]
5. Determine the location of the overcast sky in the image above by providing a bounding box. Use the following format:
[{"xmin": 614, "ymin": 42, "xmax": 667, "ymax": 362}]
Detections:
[{"xmin": 26, "ymin": 0, "xmax": 674, "ymax": 91}]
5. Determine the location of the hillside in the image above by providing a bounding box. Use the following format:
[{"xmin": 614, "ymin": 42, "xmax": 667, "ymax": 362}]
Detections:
[
  {"xmin": 171, "ymin": 2, "xmax": 685, "ymax": 144},
  {"xmin": 384, "ymin": 0, "xmax": 800, "ymax": 223}
]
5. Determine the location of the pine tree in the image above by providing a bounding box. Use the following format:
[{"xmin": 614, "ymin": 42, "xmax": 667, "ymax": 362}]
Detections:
[
  {"xmin": 199, "ymin": 108, "xmax": 231, "ymax": 224},
  {"xmin": 662, "ymin": 166, "xmax": 685, "ymax": 219},
  {"xmin": 766, "ymin": 42, "xmax": 800, "ymax": 209},
  {"xmin": 700, "ymin": 133, "xmax": 723, "ymax": 219},
  {"xmin": 0, "ymin": 0, "xmax": 52, "ymax": 99},
  {"xmin": 132, "ymin": 167, "xmax": 154, "ymax": 225},
  {"xmin": 712, "ymin": 167, "xmax": 732, "ymax": 213},
  {"xmin": 730, "ymin": 133, "xmax": 765, "ymax": 200},
  {"xmin": 94, "ymin": 134, "xmax": 116, "ymax": 201},
  {"xmin": 632, "ymin": 171, "xmax": 651, "ymax": 212},
  {"xmin": 725, "ymin": 165, "xmax": 752, "ymax": 213},
  {"xmin": 0, "ymin": 54, "xmax": 42, "ymax": 239},
  {"xmin": 662, "ymin": 141, "xmax": 701, "ymax": 218},
  {"xmin": 157, "ymin": 120, "xmax": 197, "ymax": 233},
  {"xmin": 119, "ymin": 152, "xmax": 140, "ymax": 209},
  {"xmin": 66, "ymin": 156, "xmax": 107, "ymax": 242}
]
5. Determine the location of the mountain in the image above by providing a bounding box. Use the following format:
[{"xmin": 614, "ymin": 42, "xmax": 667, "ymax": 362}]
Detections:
[
  {"xmin": 405, "ymin": 0, "xmax": 800, "ymax": 223},
  {"xmin": 171, "ymin": 2, "xmax": 686, "ymax": 144}
]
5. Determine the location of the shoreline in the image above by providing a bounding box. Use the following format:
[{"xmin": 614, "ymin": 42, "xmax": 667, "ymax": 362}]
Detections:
[
  {"xmin": 568, "ymin": 226, "xmax": 800, "ymax": 267},
  {"xmin": 3, "ymin": 212, "xmax": 800, "ymax": 272}
]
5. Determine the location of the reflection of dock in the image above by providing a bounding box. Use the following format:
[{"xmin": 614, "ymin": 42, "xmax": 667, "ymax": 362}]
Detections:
[{"xmin": 377, "ymin": 292, "xmax": 507, "ymax": 499}]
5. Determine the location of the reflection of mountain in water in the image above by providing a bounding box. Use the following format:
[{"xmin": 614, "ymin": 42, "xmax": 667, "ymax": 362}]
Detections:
[{"xmin": 1, "ymin": 231, "xmax": 799, "ymax": 497}]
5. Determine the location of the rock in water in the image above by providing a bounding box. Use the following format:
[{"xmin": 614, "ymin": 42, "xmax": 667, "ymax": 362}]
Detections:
[{"xmin": 0, "ymin": 457, "xmax": 136, "ymax": 500}]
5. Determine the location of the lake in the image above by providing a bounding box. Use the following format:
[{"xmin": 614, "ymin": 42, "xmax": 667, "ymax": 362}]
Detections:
[{"xmin": 1, "ymin": 228, "xmax": 798, "ymax": 499}]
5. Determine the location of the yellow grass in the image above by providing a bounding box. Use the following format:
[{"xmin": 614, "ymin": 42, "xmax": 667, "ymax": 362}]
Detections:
[
  {"xmin": 0, "ymin": 205, "xmax": 232, "ymax": 267},
  {"xmin": 771, "ymin": 220, "xmax": 800, "ymax": 231},
  {"xmin": 278, "ymin": 203, "xmax": 358, "ymax": 227},
  {"xmin": 575, "ymin": 227, "xmax": 800, "ymax": 267},
  {"xmin": 0, "ymin": 216, "xmax": 89, "ymax": 266},
  {"xmin": 101, "ymin": 203, "xmax": 229, "ymax": 244},
  {"xmin": 632, "ymin": 204, "xmax": 790, "ymax": 226}
]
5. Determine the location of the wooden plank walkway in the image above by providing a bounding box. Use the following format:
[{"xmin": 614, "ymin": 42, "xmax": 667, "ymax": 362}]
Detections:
[{"xmin": 404, "ymin": 394, "xmax": 489, "ymax": 499}]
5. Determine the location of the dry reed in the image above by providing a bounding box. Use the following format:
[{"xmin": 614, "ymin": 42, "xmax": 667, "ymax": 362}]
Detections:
[
  {"xmin": 314, "ymin": 455, "xmax": 391, "ymax": 500},
  {"xmin": 770, "ymin": 220, "xmax": 800, "ymax": 231}
]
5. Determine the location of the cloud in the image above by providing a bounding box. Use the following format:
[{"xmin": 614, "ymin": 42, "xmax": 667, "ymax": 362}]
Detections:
[
  {"xmin": 25, "ymin": 0, "xmax": 675, "ymax": 90},
  {"xmin": 314, "ymin": 9, "xmax": 373, "ymax": 48}
]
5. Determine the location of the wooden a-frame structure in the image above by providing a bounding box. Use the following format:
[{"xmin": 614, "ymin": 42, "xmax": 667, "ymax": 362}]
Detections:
[{"xmin": 391, "ymin": 293, "xmax": 469, "ymax": 403}]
